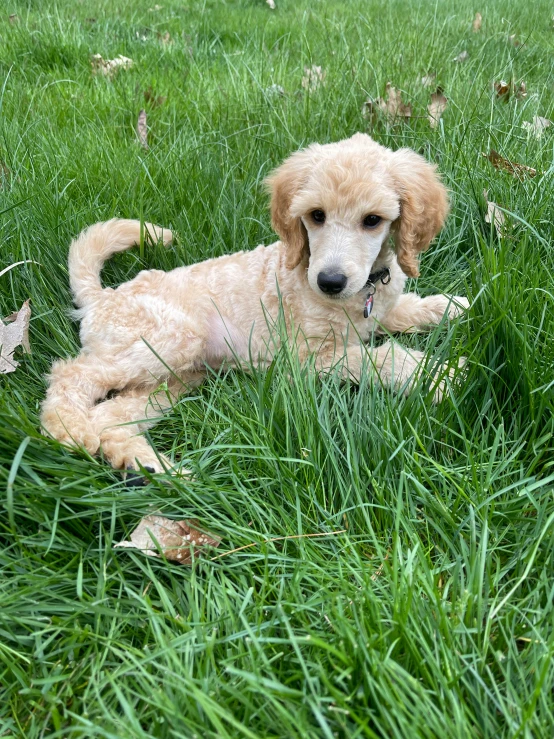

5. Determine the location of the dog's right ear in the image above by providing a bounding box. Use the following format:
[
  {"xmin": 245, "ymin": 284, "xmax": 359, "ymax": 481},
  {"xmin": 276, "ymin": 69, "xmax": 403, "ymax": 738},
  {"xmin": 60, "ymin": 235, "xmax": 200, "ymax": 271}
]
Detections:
[{"xmin": 265, "ymin": 150, "xmax": 312, "ymax": 270}]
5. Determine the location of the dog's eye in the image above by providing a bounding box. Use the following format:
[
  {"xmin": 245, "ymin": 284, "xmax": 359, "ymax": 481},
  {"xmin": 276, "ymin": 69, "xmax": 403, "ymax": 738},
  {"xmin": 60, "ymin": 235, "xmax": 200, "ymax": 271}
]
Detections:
[
  {"xmin": 363, "ymin": 215, "xmax": 382, "ymax": 228},
  {"xmin": 311, "ymin": 210, "xmax": 326, "ymax": 224}
]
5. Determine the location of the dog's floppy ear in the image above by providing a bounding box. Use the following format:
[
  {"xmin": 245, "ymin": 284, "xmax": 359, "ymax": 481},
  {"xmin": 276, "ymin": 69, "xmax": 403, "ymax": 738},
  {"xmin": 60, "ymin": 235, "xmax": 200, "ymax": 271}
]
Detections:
[
  {"xmin": 265, "ymin": 150, "xmax": 312, "ymax": 270},
  {"xmin": 388, "ymin": 148, "xmax": 449, "ymax": 278}
]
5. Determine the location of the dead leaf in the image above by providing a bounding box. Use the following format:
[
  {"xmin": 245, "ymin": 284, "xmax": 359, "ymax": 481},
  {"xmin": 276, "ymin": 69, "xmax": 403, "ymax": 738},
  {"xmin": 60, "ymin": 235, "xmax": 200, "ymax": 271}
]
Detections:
[
  {"xmin": 522, "ymin": 115, "xmax": 552, "ymax": 139},
  {"xmin": 483, "ymin": 150, "xmax": 537, "ymax": 179},
  {"xmin": 114, "ymin": 515, "xmax": 221, "ymax": 564},
  {"xmin": 421, "ymin": 72, "xmax": 436, "ymax": 87},
  {"xmin": 454, "ymin": 50, "xmax": 469, "ymax": 63},
  {"xmin": 157, "ymin": 31, "xmax": 172, "ymax": 45},
  {"xmin": 137, "ymin": 110, "xmax": 148, "ymax": 149},
  {"xmin": 364, "ymin": 82, "xmax": 412, "ymax": 124},
  {"xmin": 266, "ymin": 83, "xmax": 285, "ymax": 97},
  {"xmin": 483, "ymin": 190, "xmax": 506, "ymax": 237},
  {"xmin": 0, "ymin": 300, "xmax": 31, "ymax": 374},
  {"xmin": 494, "ymin": 79, "xmax": 527, "ymax": 101},
  {"xmin": 428, "ymin": 88, "xmax": 447, "ymax": 129},
  {"xmin": 494, "ymin": 79, "xmax": 510, "ymax": 98},
  {"xmin": 91, "ymin": 54, "xmax": 134, "ymax": 79},
  {"xmin": 8, "ymin": 14, "xmax": 19, "ymax": 24},
  {"xmin": 472, "ymin": 12, "xmax": 482, "ymax": 32},
  {"xmin": 301, "ymin": 65, "xmax": 326, "ymax": 91},
  {"xmin": 266, "ymin": 0, "xmax": 276, "ymax": 7},
  {"xmin": 144, "ymin": 86, "xmax": 167, "ymax": 107}
]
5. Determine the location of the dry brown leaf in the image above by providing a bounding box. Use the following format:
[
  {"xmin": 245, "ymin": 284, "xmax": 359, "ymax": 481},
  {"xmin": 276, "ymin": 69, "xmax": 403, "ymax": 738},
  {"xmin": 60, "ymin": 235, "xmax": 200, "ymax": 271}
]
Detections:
[
  {"xmin": 157, "ymin": 31, "xmax": 172, "ymax": 45},
  {"xmin": 144, "ymin": 87, "xmax": 167, "ymax": 107},
  {"xmin": 9, "ymin": 14, "xmax": 19, "ymax": 24},
  {"xmin": 266, "ymin": 84, "xmax": 285, "ymax": 97},
  {"xmin": 115, "ymin": 516, "xmax": 221, "ymax": 564},
  {"xmin": 266, "ymin": 0, "xmax": 276, "ymax": 7},
  {"xmin": 483, "ymin": 150, "xmax": 537, "ymax": 179},
  {"xmin": 302, "ymin": 65, "xmax": 326, "ymax": 91},
  {"xmin": 428, "ymin": 88, "xmax": 447, "ymax": 129},
  {"xmin": 472, "ymin": 12, "xmax": 482, "ymax": 32},
  {"xmin": 91, "ymin": 54, "xmax": 134, "ymax": 79},
  {"xmin": 494, "ymin": 79, "xmax": 527, "ymax": 101},
  {"xmin": 137, "ymin": 110, "xmax": 148, "ymax": 149},
  {"xmin": 0, "ymin": 300, "xmax": 31, "ymax": 374},
  {"xmin": 421, "ymin": 72, "xmax": 436, "ymax": 87},
  {"xmin": 454, "ymin": 50, "xmax": 469, "ymax": 62},
  {"xmin": 483, "ymin": 190, "xmax": 506, "ymax": 237},
  {"xmin": 522, "ymin": 115, "xmax": 552, "ymax": 139},
  {"xmin": 365, "ymin": 82, "xmax": 412, "ymax": 123}
]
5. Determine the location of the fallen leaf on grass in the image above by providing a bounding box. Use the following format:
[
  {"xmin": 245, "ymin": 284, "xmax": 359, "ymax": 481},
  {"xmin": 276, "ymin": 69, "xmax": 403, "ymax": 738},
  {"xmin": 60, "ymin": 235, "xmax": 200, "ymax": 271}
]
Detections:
[
  {"xmin": 454, "ymin": 50, "xmax": 469, "ymax": 63},
  {"xmin": 144, "ymin": 86, "xmax": 167, "ymax": 107},
  {"xmin": 91, "ymin": 54, "xmax": 134, "ymax": 79},
  {"xmin": 494, "ymin": 79, "xmax": 527, "ymax": 101},
  {"xmin": 9, "ymin": 14, "xmax": 19, "ymax": 24},
  {"xmin": 428, "ymin": 88, "xmax": 447, "ymax": 128},
  {"xmin": 266, "ymin": 83, "xmax": 285, "ymax": 97},
  {"xmin": 137, "ymin": 109, "xmax": 148, "ymax": 149},
  {"xmin": 363, "ymin": 82, "xmax": 412, "ymax": 123},
  {"xmin": 302, "ymin": 65, "xmax": 326, "ymax": 91},
  {"xmin": 0, "ymin": 300, "xmax": 31, "ymax": 374},
  {"xmin": 472, "ymin": 12, "xmax": 482, "ymax": 32},
  {"xmin": 483, "ymin": 150, "xmax": 537, "ymax": 179},
  {"xmin": 483, "ymin": 190, "xmax": 506, "ymax": 237},
  {"xmin": 266, "ymin": 0, "xmax": 276, "ymax": 8},
  {"xmin": 157, "ymin": 31, "xmax": 172, "ymax": 45},
  {"xmin": 115, "ymin": 516, "xmax": 221, "ymax": 564},
  {"xmin": 421, "ymin": 72, "xmax": 436, "ymax": 87},
  {"xmin": 522, "ymin": 115, "xmax": 552, "ymax": 139}
]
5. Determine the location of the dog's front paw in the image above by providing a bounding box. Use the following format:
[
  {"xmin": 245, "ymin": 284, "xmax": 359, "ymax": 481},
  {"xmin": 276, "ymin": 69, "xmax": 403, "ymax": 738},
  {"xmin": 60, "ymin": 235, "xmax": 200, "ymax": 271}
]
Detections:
[{"xmin": 446, "ymin": 296, "xmax": 470, "ymax": 319}]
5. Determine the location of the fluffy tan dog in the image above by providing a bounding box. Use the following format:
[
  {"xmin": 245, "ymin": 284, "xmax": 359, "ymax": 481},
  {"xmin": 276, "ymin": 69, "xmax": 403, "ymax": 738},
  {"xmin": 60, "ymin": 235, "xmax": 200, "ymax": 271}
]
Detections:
[{"xmin": 41, "ymin": 133, "xmax": 468, "ymax": 474}]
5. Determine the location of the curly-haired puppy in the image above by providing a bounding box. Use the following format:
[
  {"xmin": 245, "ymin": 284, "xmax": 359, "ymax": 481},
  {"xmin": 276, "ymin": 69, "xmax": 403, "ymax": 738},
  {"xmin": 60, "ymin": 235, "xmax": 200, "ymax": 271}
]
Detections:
[{"xmin": 41, "ymin": 133, "xmax": 468, "ymax": 473}]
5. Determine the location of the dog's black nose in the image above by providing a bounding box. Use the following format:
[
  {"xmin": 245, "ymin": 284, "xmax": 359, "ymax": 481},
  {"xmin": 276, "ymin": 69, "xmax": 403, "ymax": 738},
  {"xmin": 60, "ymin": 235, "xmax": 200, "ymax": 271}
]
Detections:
[{"xmin": 317, "ymin": 272, "xmax": 347, "ymax": 294}]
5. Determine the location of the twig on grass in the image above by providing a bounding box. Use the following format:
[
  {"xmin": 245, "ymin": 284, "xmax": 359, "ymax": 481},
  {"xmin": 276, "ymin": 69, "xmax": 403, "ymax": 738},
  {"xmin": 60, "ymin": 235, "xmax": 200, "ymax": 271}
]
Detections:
[{"xmin": 211, "ymin": 529, "xmax": 347, "ymax": 560}]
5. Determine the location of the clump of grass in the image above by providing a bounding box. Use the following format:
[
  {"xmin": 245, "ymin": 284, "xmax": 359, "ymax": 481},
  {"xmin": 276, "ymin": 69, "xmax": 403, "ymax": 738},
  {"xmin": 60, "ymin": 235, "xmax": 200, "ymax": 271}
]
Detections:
[{"xmin": 1, "ymin": 0, "xmax": 554, "ymax": 736}]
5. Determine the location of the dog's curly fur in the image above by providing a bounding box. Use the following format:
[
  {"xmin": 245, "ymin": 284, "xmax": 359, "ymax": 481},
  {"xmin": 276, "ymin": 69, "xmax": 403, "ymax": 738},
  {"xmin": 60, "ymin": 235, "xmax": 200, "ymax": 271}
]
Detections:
[{"xmin": 41, "ymin": 133, "xmax": 468, "ymax": 473}]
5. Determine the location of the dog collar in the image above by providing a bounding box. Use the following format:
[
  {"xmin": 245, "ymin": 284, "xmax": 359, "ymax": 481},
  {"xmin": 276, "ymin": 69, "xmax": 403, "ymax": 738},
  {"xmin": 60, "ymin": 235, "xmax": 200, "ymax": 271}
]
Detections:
[{"xmin": 363, "ymin": 266, "xmax": 391, "ymax": 318}]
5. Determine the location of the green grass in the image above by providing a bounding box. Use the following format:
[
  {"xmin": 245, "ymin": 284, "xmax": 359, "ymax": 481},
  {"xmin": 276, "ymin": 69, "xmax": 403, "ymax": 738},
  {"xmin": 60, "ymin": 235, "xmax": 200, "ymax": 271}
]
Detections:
[{"xmin": 1, "ymin": 0, "xmax": 554, "ymax": 736}]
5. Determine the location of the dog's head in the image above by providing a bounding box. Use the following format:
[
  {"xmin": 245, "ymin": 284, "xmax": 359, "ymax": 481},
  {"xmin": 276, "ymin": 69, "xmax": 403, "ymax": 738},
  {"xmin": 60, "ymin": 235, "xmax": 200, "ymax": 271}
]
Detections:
[{"xmin": 265, "ymin": 132, "xmax": 448, "ymax": 298}]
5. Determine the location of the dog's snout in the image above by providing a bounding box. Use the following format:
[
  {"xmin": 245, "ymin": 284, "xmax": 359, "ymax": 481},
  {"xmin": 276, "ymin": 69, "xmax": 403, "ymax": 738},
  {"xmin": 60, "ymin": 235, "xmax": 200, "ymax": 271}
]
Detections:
[{"xmin": 317, "ymin": 271, "xmax": 348, "ymax": 294}]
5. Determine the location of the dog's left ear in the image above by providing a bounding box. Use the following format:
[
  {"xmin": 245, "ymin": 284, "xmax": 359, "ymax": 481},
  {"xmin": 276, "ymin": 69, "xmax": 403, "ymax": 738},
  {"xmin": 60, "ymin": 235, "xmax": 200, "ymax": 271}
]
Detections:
[
  {"xmin": 388, "ymin": 149, "xmax": 449, "ymax": 278},
  {"xmin": 265, "ymin": 150, "xmax": 313, "ymax": 270}
]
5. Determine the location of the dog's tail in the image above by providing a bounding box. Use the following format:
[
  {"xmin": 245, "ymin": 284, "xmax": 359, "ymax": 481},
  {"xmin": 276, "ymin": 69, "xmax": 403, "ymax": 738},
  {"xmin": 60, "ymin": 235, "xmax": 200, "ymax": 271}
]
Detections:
[{"xmin": 68, "ymin": 218, "xmax": 173, "ymax": 308}]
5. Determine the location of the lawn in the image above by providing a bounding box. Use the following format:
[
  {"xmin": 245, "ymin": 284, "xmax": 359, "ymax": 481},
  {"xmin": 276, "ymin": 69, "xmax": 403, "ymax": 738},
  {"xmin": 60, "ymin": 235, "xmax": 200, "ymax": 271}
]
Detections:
[{"xmin": 1, "ymin": 0, "xmax": 554, "ymax": 736}]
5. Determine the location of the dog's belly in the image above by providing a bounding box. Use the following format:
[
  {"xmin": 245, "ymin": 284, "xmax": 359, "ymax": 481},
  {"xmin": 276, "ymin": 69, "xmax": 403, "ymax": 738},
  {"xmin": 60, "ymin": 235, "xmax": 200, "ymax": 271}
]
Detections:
[{"xmin": 204, "ymin": 312, "xmax": 250, "ymax": 369}]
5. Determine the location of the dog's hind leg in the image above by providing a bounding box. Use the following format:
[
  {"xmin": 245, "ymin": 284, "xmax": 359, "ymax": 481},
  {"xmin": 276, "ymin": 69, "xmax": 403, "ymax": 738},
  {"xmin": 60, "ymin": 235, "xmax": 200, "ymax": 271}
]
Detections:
[
  {"xmin": 41, "ymin": 354, "xmax": 120, "ymax": 453},
  {"xmin": 89, "ymin": 381, "xmax": 194, "ymax": 473}
]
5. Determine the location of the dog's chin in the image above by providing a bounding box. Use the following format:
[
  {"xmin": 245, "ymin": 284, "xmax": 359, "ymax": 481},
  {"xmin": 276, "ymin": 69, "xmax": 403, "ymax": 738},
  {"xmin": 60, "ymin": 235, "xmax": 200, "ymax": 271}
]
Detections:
[{"xmin": 312, "ymin": 287, "xmax": 359, "ymax": 301}]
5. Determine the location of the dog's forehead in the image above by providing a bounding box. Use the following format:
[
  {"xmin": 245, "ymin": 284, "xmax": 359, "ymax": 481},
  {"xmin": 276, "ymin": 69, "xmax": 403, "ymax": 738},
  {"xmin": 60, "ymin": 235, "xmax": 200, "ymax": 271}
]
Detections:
[{"xmin": 292, "ymin": 145, "xmax": 399, "ymax": 220}]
